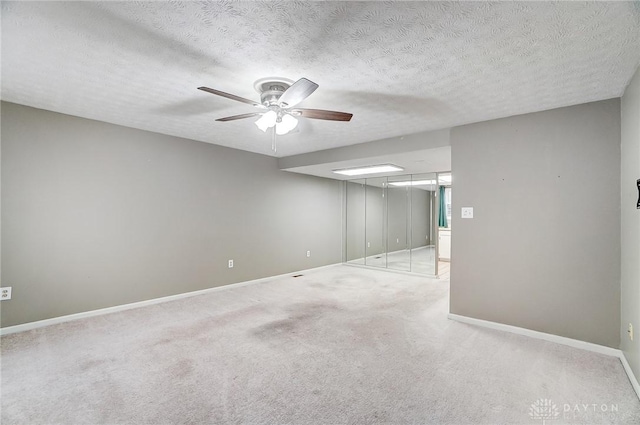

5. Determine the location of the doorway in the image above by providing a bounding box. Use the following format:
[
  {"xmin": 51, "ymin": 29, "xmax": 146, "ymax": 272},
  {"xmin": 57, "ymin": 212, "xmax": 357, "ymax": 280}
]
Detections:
[{"xmin": 437, "ymin": 178, "xmax": 452, "ymax": 278}]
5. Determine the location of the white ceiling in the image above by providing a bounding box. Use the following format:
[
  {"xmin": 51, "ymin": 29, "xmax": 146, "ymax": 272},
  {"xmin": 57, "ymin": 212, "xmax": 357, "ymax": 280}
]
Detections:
[{"xmin": 2, "ymin": 1, "xmax": 639, "ymax": 158}]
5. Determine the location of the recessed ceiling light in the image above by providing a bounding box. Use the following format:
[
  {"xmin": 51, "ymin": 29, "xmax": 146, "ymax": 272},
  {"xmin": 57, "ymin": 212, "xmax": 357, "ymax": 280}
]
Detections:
[
  {"xmin": 389, "ymin": 180, "xmax": 436, "ymax": 187},
  {"xmin": 332, "ymin": 164, "xmax": 404, "ymax": 176}
]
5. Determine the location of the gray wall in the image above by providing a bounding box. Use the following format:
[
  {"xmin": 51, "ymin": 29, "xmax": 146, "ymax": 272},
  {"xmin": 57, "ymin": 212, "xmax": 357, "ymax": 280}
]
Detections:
[
  {"xmin": 365, "ymin": 184, "xmax": 385, "ymax": 257},
  {"xmin": 345, "ymin": 181, "xmax": 366, "ymax": 262},
  {"xmin": 450, "ymin": 99, "xmax": 621, "ymax": 348},
  {"xmin": 387, "ymin": 187, "xmax": 432, "ymax": 250},
  {"xmin": 621, "ymin": 67, "xmax": 640, "ymax": 379},
  {"xmin": 410, "ymin": 188, "xmax": 432, "ymax": 248},
  {"xmin": 345, "ymin": 182, "xmax": 433, "ymax": 262},
  {"xmin": 1, "ymin": 102, "xmax": 342, "ymax": 327},
  {"xmin": 387, "ymin": 186, "xmax": 409, "ymax": 250}
]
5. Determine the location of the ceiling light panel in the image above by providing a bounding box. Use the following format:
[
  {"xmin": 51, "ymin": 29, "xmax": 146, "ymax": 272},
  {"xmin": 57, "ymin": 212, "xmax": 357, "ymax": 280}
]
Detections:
[
  {"xmin": 389, "ymin": 180, "xmax": 436, "ymax": 187},
  {"xmin": 332, "ymin": 164, "xmax": 404, "ymax": 177}
]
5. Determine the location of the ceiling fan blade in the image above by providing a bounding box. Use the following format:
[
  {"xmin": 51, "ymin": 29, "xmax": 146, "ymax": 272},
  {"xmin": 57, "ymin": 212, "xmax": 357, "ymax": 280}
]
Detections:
[
  {"xmin": 290, "ymin": 108, "xmax": 353, "ymax": 121},
  {"xmin": 216, "ymin": 112, "xmax": 262, "ymax": 122},
  {"xmin": 278, "ymin": 78, "xmax": 319, "ymax": 108},
  {"xmin": 198, "ymin": 87, "xmax": 265, "ymax": 108}
]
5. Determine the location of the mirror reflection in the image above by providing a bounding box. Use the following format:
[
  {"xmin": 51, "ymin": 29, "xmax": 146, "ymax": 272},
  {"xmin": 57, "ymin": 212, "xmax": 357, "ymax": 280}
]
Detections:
[
  {"xmin": 410, "ymin": 173, "xmax": 437, "ymax": 275},
  {"xmin": 344, "ymin": 173, "xmax": 443, "ymax": 276},
  {"xmin": 386, "ymin": 175, "xmax": 411, "ymax": 272},
  {"xmin": 365, "ymin": 177, "xmax": 387, "ymax": 268},
  {"xmin": 345, "ymin": 179, "xmax": 366, "ymax": 265}
]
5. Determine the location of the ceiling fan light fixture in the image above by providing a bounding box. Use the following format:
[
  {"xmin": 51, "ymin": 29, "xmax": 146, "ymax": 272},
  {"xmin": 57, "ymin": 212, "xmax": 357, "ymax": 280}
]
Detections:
[
  {"xmin": 199, "ymin": 76, "xmax": 352, "ymax": 145},
  {"xmin": 255, "ymin": 110, "xmax": 277, "ymax": 132},
  {"xmin": 275, "ymin": 114, "xmax": 298, "ymax": 135}
]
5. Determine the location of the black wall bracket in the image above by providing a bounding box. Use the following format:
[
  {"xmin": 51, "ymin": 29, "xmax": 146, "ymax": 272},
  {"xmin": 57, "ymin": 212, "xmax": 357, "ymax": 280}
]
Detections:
[{"xmin": 637, "ymin": 179, "xmax": 640, "ymax": 209}]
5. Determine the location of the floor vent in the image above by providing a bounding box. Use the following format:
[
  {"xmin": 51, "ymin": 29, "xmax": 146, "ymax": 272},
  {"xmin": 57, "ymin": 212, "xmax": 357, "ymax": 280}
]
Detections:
[{"xmin": 292, "ymin": 274, "xmax": 303, "ymax": 278}]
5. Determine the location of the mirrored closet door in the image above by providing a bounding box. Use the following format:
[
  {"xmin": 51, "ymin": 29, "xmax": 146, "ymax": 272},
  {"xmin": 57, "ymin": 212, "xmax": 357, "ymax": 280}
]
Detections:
[{"xmin": 344, "ymin": 173, "xmax": 440, "ymax": 276}]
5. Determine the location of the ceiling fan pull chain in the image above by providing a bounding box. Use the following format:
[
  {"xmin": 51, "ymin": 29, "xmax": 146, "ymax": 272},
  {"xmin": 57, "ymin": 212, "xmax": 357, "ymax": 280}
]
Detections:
[{"xmin": 272, "ymin": 126, "xmax": 277, "ymax": 153}]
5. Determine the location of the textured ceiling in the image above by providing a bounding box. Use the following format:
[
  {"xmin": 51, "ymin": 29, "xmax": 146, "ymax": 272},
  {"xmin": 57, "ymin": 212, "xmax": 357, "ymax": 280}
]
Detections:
[{"xmin": 2, "ymin": 1, "xmax": 639, "ymax": 158}]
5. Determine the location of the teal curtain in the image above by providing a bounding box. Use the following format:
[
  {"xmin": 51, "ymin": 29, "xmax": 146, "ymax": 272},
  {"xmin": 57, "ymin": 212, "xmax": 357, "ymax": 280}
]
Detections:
[{"xmin": 438, "ymin": 186, "xmax": 448, "ymax": 228}]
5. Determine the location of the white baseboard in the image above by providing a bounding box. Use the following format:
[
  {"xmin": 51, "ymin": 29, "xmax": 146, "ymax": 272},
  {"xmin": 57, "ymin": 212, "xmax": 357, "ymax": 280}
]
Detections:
[
  {"xmin": 448, "ymin": 313, "xmax": 640, "ymax": 401},
  {"xmin": 619, "ymin": 352, "xmax": 640, "ymax": 400},
  {"xmin": 448, "ymin": 313, "xmax": 620, "ymax": 356},
  {"xmin": 344, "ymin": 262, "xmax": 439, "ymax": 279},
  {"xmin": 0, "ymin": 263, "xmax": 341, "ymax": 336}
]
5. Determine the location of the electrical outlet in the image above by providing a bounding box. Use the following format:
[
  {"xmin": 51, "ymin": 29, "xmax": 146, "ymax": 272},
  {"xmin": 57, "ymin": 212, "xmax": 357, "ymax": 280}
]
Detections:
[
  {"xmin": 629, "ymin": 323, "xmax": 634, "ymax": 341},
  {"xmin": 228, "ymin": 259, "xmax": 234, "ymax": 269},
  {"xmin": 367, "ymin": 242, "xmax": 370, "ymax": 248},
  {"xmin": 1, "ymin": 287, "xmax": 12, "ymax": 301},
  {"xmin": 306, "ymin": 251, "xmax": 311, "ymax": 257},
  {"xmin": 396, "ymin": 238, "xmax": 399, "ymax": 244}
]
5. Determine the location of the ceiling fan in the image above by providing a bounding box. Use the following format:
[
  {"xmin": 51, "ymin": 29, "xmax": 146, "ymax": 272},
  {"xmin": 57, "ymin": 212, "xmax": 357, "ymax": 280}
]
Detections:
[{"xmin": 198, "ymin": 77, "xmax": 352, "ymax": 151}]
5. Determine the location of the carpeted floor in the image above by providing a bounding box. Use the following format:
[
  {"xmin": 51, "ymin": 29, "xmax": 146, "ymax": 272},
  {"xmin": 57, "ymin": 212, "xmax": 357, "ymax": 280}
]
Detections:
[
  {"xmin": 1, "ymin": 265, "xmax": 639, "ymax": 424},
  {"xmin": 348, "ymin": 246, "xmax": 437, "ymax": 275}
]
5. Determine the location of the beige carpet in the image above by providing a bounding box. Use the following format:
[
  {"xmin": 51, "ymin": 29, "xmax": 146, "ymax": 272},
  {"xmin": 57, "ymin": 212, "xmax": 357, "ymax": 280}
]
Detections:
[{"xmin": 1, "ymin": 265, "xmax": 639, "ymax": 424}]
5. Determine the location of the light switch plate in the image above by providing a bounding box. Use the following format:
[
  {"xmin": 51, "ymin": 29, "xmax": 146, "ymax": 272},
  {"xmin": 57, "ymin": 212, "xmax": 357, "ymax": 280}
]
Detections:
[{"xmin": 461, "ymin": 207, "xmax": 474, "ymax": 218}]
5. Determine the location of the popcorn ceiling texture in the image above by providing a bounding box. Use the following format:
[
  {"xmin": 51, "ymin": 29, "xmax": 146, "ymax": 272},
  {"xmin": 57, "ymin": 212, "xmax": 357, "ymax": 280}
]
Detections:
[{"xmin": 1, "ymin": 1, "xmax": 639, "ymax": 157}]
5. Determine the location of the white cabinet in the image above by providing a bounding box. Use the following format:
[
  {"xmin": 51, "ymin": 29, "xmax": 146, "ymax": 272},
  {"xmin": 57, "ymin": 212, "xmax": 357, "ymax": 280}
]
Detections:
[{"xmin": 439, "ymin": 229, "xmax": 451, "ymax": 261}]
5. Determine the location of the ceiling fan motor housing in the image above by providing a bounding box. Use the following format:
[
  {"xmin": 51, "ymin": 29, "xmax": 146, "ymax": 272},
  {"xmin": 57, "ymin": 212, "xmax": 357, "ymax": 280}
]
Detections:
[
  {"xmin": 260, "ymin": 85, "xmax": 288, "ymax": 106},
  {"xmin": 254, "ymin": 78, "xmax": 293, "ymax": 106}
]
